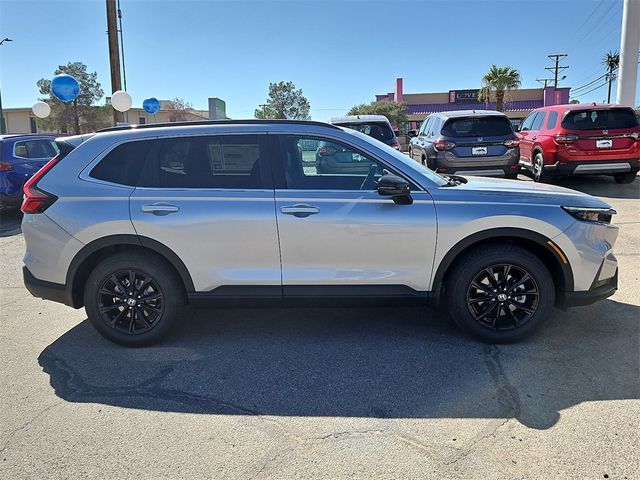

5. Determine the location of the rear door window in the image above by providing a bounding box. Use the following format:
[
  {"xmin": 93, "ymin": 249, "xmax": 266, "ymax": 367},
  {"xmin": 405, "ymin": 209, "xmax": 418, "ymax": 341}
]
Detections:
[
  {"xmin": 138, "ymin": 135, "xmax": 269, "ymax": 189},
  {"xmin": 13, "ymin": 139, "xmax": 58, "ymax": 159},
  {"xmin": 441, "ymin": 116, "xmax": 513, "ymax": 137},
  {"xmin": 90, "ymin": 140, "xmax": 154, "ymax": 186},
  {"xmin": 561, "ymin": 108, "xmax": 639, "ymax": 130},
  {"xmin": 531, "ymin": 112, "xmax": 546, "ymax": 131}
]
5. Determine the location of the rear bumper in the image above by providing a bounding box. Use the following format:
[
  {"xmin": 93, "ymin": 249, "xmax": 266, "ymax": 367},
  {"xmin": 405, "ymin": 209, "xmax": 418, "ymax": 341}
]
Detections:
[
  {"xmin": 563, "ymin": 268, "xmax": 618, "ymax": 308},
  {"xmin": 434, "ymin": 150, "xmax": 520, "ymax": 177},
  {"xmin": 23, "ymin": 267, "xmax": 75, "ymax": 307},
  {"xmin": 544, "ymin": 159, "xmax": 640, "ymax": 176}
]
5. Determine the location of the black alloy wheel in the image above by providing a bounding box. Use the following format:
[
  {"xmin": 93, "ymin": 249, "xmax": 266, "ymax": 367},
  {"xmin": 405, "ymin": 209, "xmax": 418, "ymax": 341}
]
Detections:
[
  {"xmin": 97, "ymin": 269, "xmax": 165, "ymax": 334},
  {"xmin": 466, "ymin": 264, "xmax": 540, "ymax": 331}
]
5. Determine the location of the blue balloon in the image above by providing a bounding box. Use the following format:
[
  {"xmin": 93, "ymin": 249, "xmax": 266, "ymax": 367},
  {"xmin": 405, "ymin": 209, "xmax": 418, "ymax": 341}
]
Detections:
[
  {"xmin": 51, "ymin": 74, "xmax": 80, "ymax": 103},
  {"xmin": 143, "ymin": 97, "xmax": 160, "ymax": 115}
]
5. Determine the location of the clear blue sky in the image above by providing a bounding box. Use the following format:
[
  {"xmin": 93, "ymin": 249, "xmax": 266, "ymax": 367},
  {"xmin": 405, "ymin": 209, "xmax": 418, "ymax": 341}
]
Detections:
[{"xmin": 1, "ymin": 0, "xmax": 636, "ymax": 121}]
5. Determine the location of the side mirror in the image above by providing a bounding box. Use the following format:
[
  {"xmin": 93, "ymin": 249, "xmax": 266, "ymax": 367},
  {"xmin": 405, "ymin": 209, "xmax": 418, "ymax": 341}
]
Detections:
[
  {"xmin": 407, "ymin": 130, "xmax": 417, "ymax": 138},
  {"xmin": 377, "ymin": 174, "xmax": 413, "ymax": 205}
]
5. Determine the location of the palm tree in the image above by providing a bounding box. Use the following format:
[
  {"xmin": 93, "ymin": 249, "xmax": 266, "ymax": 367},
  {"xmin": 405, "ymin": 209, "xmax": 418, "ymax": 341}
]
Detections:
[
  {"xmin": 478, "ymin": 65, "xmax": 522, "ymax": 112},
  {"xmin": 602, "ymin": 51, "xmax": 619, "ymax": 103}
]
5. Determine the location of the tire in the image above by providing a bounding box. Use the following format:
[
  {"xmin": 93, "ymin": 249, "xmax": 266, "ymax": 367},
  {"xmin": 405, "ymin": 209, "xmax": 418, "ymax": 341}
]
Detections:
[
  {"xmin": 613, "ymin": 170, "xmax": 638, "ymax": 184},
  {"xmin": 445, "ymin": 244, "xmax": 554, "ymax": 343},
  {"xmin": 84, "ymin": 251, "xmax": 185, "ymax": 347},
  {"xmin": 532, "ymin": 152, "xmax": 546, "ymax": 183}
]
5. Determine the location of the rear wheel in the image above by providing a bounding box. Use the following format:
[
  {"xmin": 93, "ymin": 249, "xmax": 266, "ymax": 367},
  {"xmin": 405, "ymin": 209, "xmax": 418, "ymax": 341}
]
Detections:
[
  {"xmin": 613, "ymin": 170, "xmax": 638, "ymax": 184},
  {"xmin": 445, "ymin": 244, "xmax": 554, "ymax": 343},
  {"xmin": 84, "ymin": 252, "xmax": 185, "ymax": 347},
  {"xmin": 532, "ymin": 152, "xmax": 546, "ymax": 183}
]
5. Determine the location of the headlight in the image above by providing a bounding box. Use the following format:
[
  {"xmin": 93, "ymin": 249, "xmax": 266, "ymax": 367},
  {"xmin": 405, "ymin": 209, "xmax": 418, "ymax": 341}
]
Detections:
[{"xmin": 562, "ymin": 206, "xmax": 616, "ymax": 224}]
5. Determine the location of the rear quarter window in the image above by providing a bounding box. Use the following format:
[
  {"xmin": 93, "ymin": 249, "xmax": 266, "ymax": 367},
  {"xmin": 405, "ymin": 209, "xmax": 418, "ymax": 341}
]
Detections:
[
  {"xmin": 441, "ymin": 116, "xmax": 513, "ymax": 137},
  {"xmin": 546, "ymin": 111, "xmax": 559, "ymax": 130},
  {"xmin": 89, "ymin": 140, "xmax": 154, "ymax": 186},
  {"xmin": 561, "ymin": 108, "xmax": 639, "ymax": 130}
]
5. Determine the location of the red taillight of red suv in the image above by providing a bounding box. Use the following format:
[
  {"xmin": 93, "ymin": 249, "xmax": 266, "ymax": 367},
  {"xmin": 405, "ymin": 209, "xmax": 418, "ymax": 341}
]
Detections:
[
  {"xmin": 434, "ymin": 140, "xmax": 456, "ymax": 151},
  {"xmin": 503, "ymin": 139, "xmax": 520, "ymax": 148},
  {"xmin": 554, "ymin": 134, "xmax": 580, "ymax": 145},
  {"xmin": 21, "ymin": 154, "xmax": 61, "ymax": 214}
]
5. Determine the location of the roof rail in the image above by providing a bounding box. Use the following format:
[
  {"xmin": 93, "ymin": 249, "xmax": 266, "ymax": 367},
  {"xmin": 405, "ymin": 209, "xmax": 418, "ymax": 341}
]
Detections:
[{"xmin": 97, "ymin": 119, "xmax": 341, "ymax": 133}]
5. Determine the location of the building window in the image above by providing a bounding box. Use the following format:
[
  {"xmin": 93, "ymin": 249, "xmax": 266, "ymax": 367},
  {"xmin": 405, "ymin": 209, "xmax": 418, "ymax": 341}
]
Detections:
[
  {"xmin": 30, "ymin": 117, "xmax": 37, "ymax": 133},
  {"xmin": 139, "ymin": 117, "xmax": 146, "ymax": 124}
]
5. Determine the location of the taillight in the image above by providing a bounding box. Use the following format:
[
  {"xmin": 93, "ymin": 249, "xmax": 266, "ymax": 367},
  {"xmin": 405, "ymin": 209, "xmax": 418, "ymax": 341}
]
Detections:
[
  {"xmin": 503, "ymin": 139, "xmax": 520, "ymax": 148},
  {"xmin": 434, "ymin": 140, "xmax": 456, "ymax": 151},
  {"xmin": 0, "ymin": 162, "xmax": 12, "ymax": 172},
  {"xmin": 555, "ymin": 134, "xmax": 579, "ymax": 145},
  {"xmin": 318, "ymin": 145, "xmax": 338, "ymax": 156},
  {"xmin": 21, "ymin": 155, "xmax": 61, "ymax": 214}
]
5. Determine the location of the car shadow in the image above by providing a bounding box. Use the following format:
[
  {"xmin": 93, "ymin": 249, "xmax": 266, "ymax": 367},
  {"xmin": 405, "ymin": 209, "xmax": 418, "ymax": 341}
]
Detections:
[
  {"xmin": 550, "ymin": 174, "xmax": 639, "ymax": 200},
  {"xmin": 0, "ymin": 208, "xmax": 22, "ymax": 237},
  {"xmin": 38, "ymin": 299, "xmax": 640, "ymax": 430}
]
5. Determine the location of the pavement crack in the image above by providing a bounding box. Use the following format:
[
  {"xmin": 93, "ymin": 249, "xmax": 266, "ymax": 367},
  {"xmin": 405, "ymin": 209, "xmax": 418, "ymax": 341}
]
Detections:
[{"xmin": 0, "ymin": 400, "xmax": 64, "ymax": 455}]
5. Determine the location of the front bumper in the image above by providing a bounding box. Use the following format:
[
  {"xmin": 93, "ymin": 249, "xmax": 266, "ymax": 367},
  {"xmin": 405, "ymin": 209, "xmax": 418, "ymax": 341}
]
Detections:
[
  {"xmin": 544, "ymin": 159, "xmax": 640, "ymax": 176},
  {"xmin": 23, "ymin": 267, "xmax": 74, "ymax": 307},
  {"xmin": 563, "ymin": 268, "xmax": 618, "ymax": 307}
]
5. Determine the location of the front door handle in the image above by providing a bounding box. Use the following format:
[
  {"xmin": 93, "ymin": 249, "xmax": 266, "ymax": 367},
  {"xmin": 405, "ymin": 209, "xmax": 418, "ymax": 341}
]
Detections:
[
  {"xmin": 140, "ymin": 203, "xmax": 180, "ymax": 215},
  {"xmin": 280, "ymin": 204, "xmax": 320, "ymax": 218}
]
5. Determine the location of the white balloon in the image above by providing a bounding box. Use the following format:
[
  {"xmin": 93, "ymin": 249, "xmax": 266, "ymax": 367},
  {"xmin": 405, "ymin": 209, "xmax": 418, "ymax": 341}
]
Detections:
[
  {"xmin": 32, "ymin": 101, "xmax": 51, "ymax": 119},
  {"xmin": 111, "ymin": 90, "xmax": 132, "ymax": 112}
]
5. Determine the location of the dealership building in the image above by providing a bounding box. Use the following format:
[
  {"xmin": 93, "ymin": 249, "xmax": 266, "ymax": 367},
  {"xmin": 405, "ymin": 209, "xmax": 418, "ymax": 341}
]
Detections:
[{"xmin": 376, "ymin": 78, "xmax": 571, "ymax": 130}]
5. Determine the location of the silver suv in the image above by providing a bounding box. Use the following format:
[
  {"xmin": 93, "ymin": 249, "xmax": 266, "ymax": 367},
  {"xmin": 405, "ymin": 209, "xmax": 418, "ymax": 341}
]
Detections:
[{"xmin": 21, "ymin": 120, "xmax": 619, "ymax": 346}]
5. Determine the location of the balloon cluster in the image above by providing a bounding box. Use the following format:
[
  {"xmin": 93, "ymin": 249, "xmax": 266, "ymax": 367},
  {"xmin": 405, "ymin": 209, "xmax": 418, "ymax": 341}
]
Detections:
[{"xmin": 31, "ymin": 73, "xmax": 161, "ymax": 120}]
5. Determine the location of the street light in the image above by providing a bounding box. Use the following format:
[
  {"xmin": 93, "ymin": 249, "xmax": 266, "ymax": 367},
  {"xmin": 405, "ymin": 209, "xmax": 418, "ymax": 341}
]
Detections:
[{"xmin": 0, "ymin": 37, "xmax": 12, "ymax": 134}]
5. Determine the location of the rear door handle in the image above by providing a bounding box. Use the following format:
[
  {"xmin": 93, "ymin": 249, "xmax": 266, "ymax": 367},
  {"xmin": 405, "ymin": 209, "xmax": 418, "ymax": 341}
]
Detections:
[
  {"xmin": 140, "ymin": 203, "xmax": 180, "ymax": 215},
  {"xmin": 280, "ymin": 204, "xmax": 320, "ymax": 218}
]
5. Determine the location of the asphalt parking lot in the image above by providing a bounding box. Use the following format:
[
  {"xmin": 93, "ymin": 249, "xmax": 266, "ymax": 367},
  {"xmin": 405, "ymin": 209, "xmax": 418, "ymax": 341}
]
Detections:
[{"xmin": 0, "ymin": 174, "xmax": 638, "ymax": 480}]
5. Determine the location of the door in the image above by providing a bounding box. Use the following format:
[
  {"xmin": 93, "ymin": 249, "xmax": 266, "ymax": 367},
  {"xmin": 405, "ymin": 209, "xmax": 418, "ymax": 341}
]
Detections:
[
  {"xmin": 271, "ymin": 134, "xmax": 438, "ymax": 300},
  {"xmin": 130, "ymin": 133, "xmax": 281, "ymax": 294},
  {"xmin": 518, "ymin": 112, "xmax": 539, "ymax": 165}
]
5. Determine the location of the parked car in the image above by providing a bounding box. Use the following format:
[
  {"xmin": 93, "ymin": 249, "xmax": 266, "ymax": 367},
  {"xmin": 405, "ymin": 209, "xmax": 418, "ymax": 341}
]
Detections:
[
  {"xmin": 518, "ymin": 104, "xmax": 639, "ymax": 183},
  {"xmin": 318, "ymin": 115, "xmax": 400, "ymax": 174},
  {"xmin": 408, "ymin": 110, "xmax": 520, "ymax": 179},
  {"xmin": 0, "ymin": 134, "xmax": 58, "ymax": 208},
  {"xmin": 22, "ymin": 120, "xmax": 618, "ymax": 346}
]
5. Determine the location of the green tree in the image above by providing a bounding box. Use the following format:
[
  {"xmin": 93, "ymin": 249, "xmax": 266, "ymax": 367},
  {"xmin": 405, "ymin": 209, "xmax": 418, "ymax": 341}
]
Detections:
[
  {"xmin": 569, "ymin": 99, "xmax": 580, "ymax": 104},
  {"xmin": 36, "ymin": 61, "xmax": 105, "ymax": 134},
  {"xmin": 602, "ymin": 51, "xmax": 619, "ymax": 103},
  {"xmin": 478, "ymin": 65, "xmax": 522, "ymax": 112},
  {"xmin": 166, "ymin": 97, "xmax": 193, "ymax": 122},
  {"xmin": 255, "ymin": 81, "xmax": 310, "ymax": 119},
  {"xmin": 347, "ymin": 101, "xmax": 408, "ymax": 131}
]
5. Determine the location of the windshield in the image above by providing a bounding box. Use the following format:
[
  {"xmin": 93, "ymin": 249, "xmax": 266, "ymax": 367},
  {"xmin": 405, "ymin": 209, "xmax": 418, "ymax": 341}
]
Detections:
[
  {"xmin": 561, "ymin": 108, "xmax": 639, "ymax": 131},
  {"xmin": 341, "ymin": 128, "xmax": 448, "ymax": 187},
  {"xmin": 441, "ymin": 116, "xmax": 513, "ymax": 137},
  {"xmin": 336, "ymin": 122, "xmax": 395, "ymax": 142}
]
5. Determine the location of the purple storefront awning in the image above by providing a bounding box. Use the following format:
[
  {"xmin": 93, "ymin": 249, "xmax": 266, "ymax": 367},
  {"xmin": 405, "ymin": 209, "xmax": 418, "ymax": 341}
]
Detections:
[{"xmin": 407, "ymin": 99, "xmax": 544, "ymax": 115}]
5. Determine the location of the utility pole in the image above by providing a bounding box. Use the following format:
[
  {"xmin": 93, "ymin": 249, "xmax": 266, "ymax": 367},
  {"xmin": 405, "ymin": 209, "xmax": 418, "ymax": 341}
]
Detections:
[
  {"xmin": 616, "ymin": 0, "xmax": 640, "ymax": 106},
  {"xmin": 106, "ymin": 0, "xmax": 123, "ymax": 125},
  {"xmin": 545, "ymin": 54, "xmax": 569, "ymax": 87}
]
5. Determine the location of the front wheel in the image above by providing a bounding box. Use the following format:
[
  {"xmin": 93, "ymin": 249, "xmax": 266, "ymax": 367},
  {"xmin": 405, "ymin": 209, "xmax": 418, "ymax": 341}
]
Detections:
[
  {"xmin": 84, "ymin": 252, "xmax": 185, "ymax": 347},
  {"xmin": 613, "ymin": 170, "xmax": 638, "ymax": 184},
  {"xmin": 445, "ymin": 244, "xmax": 555, "ymax": 343}
]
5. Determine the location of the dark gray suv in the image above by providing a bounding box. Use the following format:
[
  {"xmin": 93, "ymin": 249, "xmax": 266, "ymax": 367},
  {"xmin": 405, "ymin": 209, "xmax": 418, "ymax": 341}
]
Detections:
[{"xmin": 408, "ymin": 110, "xmax": 520, "ymax": 178}]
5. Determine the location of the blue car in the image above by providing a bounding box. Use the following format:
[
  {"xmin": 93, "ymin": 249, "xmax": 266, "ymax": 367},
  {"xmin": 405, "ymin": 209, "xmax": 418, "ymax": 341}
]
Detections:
[{"xmin": 0, "ymin": 135, "xmax": 58, "ymax": 208}]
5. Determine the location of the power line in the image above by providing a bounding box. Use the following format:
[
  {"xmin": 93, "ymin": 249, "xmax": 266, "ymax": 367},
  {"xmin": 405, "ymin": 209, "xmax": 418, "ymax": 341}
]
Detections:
[
  {"xmin": 571, "ymin": 72, "xmax": 609, "ymax": 93},
  {"xmin": 572, "ymin": 81, "xmax": 609, "ymax": 98}
]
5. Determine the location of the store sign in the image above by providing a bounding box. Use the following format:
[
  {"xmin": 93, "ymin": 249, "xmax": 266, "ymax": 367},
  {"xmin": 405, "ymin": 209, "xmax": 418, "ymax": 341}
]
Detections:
[{"xmin": 449, "ymin": 89, "xmax": 479, "ymax": 104}]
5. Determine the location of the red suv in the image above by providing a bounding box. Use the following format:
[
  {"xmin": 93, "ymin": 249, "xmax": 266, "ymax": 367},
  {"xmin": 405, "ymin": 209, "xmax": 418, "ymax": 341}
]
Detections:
[{"xmin": 518, "ymin": 104, "xmax": 639, "ymax": 184}]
